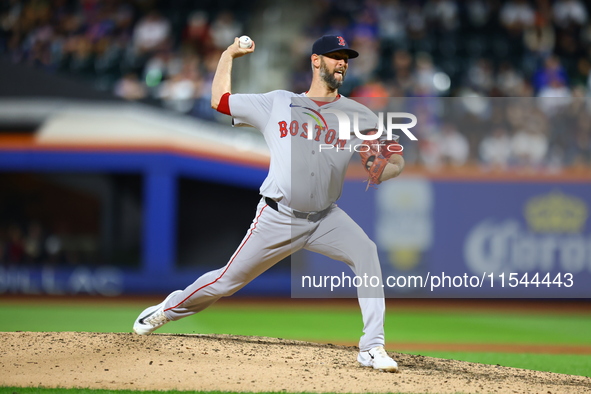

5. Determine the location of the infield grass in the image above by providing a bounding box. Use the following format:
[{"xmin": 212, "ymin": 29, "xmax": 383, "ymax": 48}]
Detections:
[
  {"xmin": 405, "ymin": 351, "xmax": 591, "ymax": 377},
  {"xmin": 0, "ymin": 302, "xmax": 589, "ymax": 345}
]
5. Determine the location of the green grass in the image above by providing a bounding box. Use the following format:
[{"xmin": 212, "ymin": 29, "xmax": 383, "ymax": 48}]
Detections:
[
  {"xmin": 405, "ymin": 351, "xmax": 591, "ymax": 377},
  {"xmin": 0, "ymin": 303, "xmax": 589, "ymax": 346},
  {"xmin": 383, "ymin": 311, "xmax": 591, "ymax": 345}
]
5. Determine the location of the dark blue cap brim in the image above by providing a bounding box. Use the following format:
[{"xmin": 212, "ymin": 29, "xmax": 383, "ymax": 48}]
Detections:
[{"xmin": 315, "ymin": 47, "xmax": 359, "ymax": 59}]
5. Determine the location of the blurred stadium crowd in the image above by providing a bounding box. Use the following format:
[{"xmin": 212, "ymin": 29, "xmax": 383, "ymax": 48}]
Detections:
[
  {"xmin": 0, "ymin": 220, "xmax": 80, "ymax": 266},
  {"xmin": 0, "ymin": 0, "xmax": 590, "ymax": 171}
]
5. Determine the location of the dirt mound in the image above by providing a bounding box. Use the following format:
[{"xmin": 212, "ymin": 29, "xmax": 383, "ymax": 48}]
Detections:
[{"xmin": 1, "ymin": 332, "xmax": 589, "ymax": 393}]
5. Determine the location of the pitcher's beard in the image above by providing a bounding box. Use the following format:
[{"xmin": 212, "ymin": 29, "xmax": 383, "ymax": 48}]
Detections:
[{"xmin": 320, "ymin": 60, "xmax": 344, "ymax": 91}]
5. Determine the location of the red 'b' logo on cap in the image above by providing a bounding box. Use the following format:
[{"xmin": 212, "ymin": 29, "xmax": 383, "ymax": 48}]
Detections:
[{"xmin": 337, "ymin": 36, "xmax": 346, "ymax": 46}]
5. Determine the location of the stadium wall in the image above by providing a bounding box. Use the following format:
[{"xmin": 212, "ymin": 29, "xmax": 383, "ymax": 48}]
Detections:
[{"xmin": 1, "ymin": 146, "xmax": 589, "ymax": 298}]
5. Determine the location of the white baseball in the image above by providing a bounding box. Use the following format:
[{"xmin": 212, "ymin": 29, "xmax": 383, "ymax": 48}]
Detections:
[{"xmin": 239, "ymin": 35, "xmax": 253, "ymax": 49}]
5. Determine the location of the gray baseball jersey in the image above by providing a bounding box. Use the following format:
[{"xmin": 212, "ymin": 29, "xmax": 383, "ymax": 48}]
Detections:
[
  {"xmin": 231, "ymin": 90, "xmax": 385, "ymax": 211},
  {"xmin": 161, "ymin": 90, "xmax": 393, "ymax": 351}
]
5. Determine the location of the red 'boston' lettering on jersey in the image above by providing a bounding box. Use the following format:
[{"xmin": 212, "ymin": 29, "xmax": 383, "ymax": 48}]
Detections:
[
  {"xmin": 289, "ymin": 120, "xmax": 299, "ymax": 136},
  {"xmin": 278, "ymin": 121, "xmax": 349, "ymax": 148},
  {"xmin": 314, "ymin": 125, "xmax": 322, "ymax": 141},
  {"xmin": 278, "ymin": 121, "xmax": 288, "ymax": 137},
  {"xmin": 299, "ymin": 123, "xmax": 310, "ymax": 139},
  {"xmin": 325, "ymin": 129, "xmax": 336, "ymax": 144}
]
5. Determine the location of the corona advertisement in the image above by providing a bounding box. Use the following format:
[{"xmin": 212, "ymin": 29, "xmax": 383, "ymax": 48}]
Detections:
[{"xmin": 430, "ymin": 183, "xmax": 591, "ymax": 298}]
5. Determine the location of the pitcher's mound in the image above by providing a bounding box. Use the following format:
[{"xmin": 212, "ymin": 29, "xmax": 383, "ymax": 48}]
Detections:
[{"xmin": 1, "ymin": 332, "xmax": 589, "ymax": 393}]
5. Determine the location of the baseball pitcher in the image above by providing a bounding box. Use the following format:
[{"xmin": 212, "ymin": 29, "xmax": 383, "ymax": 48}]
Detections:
[{"xmin": 133, "ymin": 35, "xmax": 405, "ymax": 372}]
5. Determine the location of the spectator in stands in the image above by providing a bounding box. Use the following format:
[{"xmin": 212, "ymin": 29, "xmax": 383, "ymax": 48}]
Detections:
[
  {"xmin": 524, "ymin": 19, "xmax": 555, "ymax": 59},
  {"xmin": 0, "ymin": 0, "xmax": 23, "ymax": 36},
  {"xmin": 349, "ymin": 33, "xmax": 379, "ymax": 82},
  {"xmin": 142, "ymin": 50, "xmax": 177, "ymax": 90},
  {"xmin": 537, "ymin": 76, "xmax": 572, "ymax": 115},
  {"xmin": 405, "ymin": 3, "xmax": 427, "ymax": 41},
  {"xmin": 464, "ymin": 0, "xmax": 494, "ymax": 31},
  {"xmin": 23, "ymin": 221, "xmax": 45, "ymax": 264},
  {"xmin": 375, "ymin": 0, "xmax": 406, "ymax": 47},
  {"xmin": 421, "ymin": 122, "xmax": 470, "ymax": 168},
  {"xmin": 413, "ymin": 52, "xmax": 439, "ymax": 96},
  {"xmin": 467, "ymin": 57, "xmax": 495, "ymax": 93},
  {"xmin": 350, "ymin": 78, "xmax": 390, "ymax": 111},
  {"xmin": 500, "ymin": 0, "xmax": 536, "ymax": 33},
  {"xmin": 532, "ymin": 55, "xmax": 569, "ymax": 93},
  {"xmin": 572, "ymin": 57, "xmax": 591, "ymax": 89},
  {"xmin": 496, "ymin": 61, "xmax": 525, "ymax": 96},
  {"xmin": 132, "ymin": 10, "xmax": 171, "ymax": 56},
  {"xmin": 552, "ymin": 1, "xmax": 587, "ymax": 66},
  {"xmin": 350, "ymin": 7, "xmax": 379, "ymax": 41},
  {"xmin": 44, "ymin": 234, "xmax": 64, "ymax": 265},
  {"xmin": 114, "ymin": 72, "xmax": 147, "ymax": 100},
  {"xmin": 64, "ymin": 35, "xmax": 94, "ymax": 77},
  {"xmin": 435, "ymin": 122, "xmax": 470, "ymax": 166},
  {"xmin": 510, "ymin": 123, "xmax": 549, "ymax": 168},
  {"xmin": 424, "ymin": 0, "xmax": 459, "ymax": 34},
  {"xmin": 157, "ymin": 58, "xmax": 203, "ymax": 114},
  {"xmin": 479, "ymin": 126, "xmax": 512, "ymax": 169},
  {"xmin": 5, "ymin": 224, "xmax": 25, "ymax": 264},
  {"xmin": 112, "ymin": 1, "xmax": 135, "ymax": 36},
  {"xmin": 209, "ymin": 11, "xmax": 242, "ymax": 50},
  {"xmin": 552, "ymin": 0, "xmax": 588, "ymax": 29},
  {"xmin": 86, "ymin": 7, "xmax": 116, "ymax": 42},
  {"xmin": 183, "ymin": 11, "xmax": 213, "ymax": 57},
  {"xmin": 389, "ymin": 50, "xmax": 414, "ymax": 95},
  {"xmin": 567, "ymin": 113, "xmax": 591, "ymax": 166}
]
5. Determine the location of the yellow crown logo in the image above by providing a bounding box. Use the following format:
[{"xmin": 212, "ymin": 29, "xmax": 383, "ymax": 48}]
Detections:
[{"xmin": 525, "ymin": 191, "xmax": 588, "ymax": 233}]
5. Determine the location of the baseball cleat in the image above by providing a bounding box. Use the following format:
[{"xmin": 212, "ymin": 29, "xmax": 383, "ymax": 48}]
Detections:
[
  {"xmin": 133, "ymin": 290, "xmax": 182, "ymax": 335},
  {"xmin": 357, "ymin": 346, "xmax": 399, "ymax": 373}
]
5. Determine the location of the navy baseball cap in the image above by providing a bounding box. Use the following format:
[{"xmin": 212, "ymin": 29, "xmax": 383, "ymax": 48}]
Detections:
[{"xmin": 312, "ymin": 35, "xmax": 359, "ymax": 59}]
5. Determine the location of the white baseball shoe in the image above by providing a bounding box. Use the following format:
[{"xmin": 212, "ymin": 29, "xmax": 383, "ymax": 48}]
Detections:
[
  {"xmin": 133, "ymin": 290, "xmax": 182, "ymax": 335},
  {"xmin": 357, "ymin": 346, "xmax": 399, "ymax": 373}
]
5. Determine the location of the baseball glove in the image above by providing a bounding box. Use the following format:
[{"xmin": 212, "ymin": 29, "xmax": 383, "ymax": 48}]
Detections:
[
  {"xmin": 381, "ymin": 140, "xmax": 403, "ymax": 159},
  {"xmin": 359, "ymin": 134, "xmax": 389, "ymax": 190}
]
